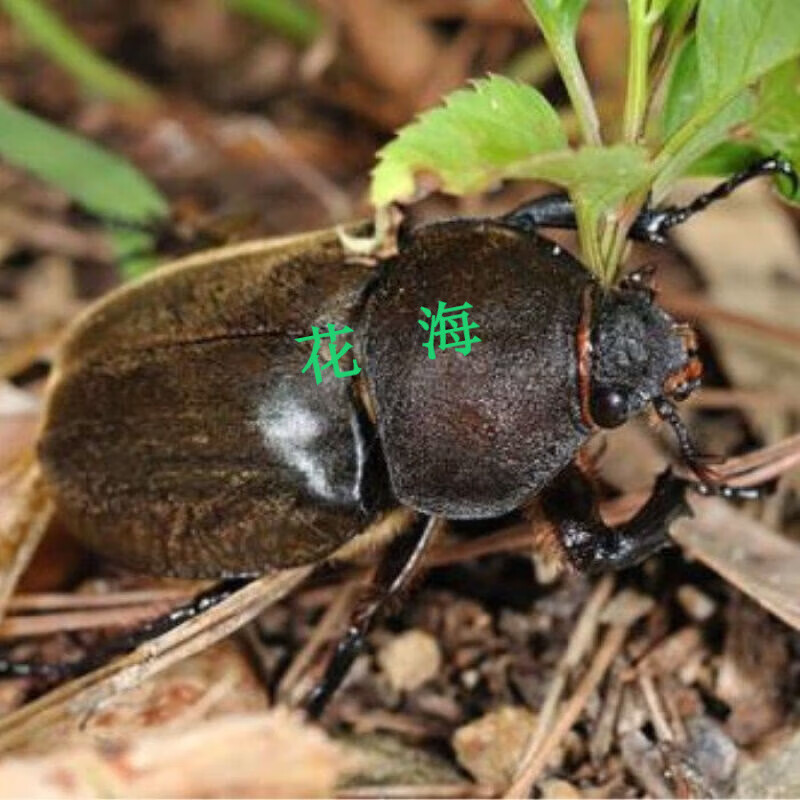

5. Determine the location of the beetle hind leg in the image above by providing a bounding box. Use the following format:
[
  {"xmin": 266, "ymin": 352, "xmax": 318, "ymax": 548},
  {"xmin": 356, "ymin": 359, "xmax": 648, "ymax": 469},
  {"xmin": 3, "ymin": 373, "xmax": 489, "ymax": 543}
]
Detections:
[
  {"xmin": 304, "ymin": 514, "xmax": 442, "ymax": 719},
  {"xmin": 540, "ymin": 463, "xmax": 690, "ymax": 574}
]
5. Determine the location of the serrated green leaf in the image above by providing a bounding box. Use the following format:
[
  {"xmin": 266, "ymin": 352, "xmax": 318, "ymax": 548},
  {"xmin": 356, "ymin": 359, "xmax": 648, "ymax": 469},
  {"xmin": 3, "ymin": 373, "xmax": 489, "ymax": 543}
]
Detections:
[
  {"xmin": 654, "ymin": 91, "xmax": 754, "ymax": 198},
  {"xmin": 370, "ymin": 76, "xmax": 566, "ymax": 206},
  {"xmin": 512, "ymin": 144, "xmax": 653, "ymax": 283},
  {"xmin": 657, "ymin": 32, "xmax": 756, "ymax": 195},
  {"xmin": 679, "ymin": 63, "xmax": 800, "ymax": 203},
  {"xmin": 0, "ymin": 98, "xmax": 168, "ymax": 277}
]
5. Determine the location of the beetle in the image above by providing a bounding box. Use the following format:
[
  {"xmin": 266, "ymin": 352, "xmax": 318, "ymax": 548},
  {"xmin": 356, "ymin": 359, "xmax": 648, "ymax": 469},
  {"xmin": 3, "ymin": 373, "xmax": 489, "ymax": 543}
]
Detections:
[{"xmin": 1, "ymin": 154, "xmax": 795, "ymax": 716}]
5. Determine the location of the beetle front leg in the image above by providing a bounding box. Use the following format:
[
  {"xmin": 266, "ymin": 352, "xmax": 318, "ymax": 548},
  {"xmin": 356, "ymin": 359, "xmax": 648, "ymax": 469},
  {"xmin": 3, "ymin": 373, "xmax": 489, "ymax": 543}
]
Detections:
[
  {"xmin": 501, "ymin": 192, "xmax": 578, "ymax": 233},
  {"xmin": 501, "ymin": 155, "xmax": 798, "ymax": 245},
  {"xmin": 304, "ymin": 514, "xmax": 443, "ymax": 718},
  {"xmin": 630, "ymin": 155, "xmax": 798, "ymax": 244},
  {"xmin": 539, "ymin": 463, "xmax": 691, "ymax": 574}
]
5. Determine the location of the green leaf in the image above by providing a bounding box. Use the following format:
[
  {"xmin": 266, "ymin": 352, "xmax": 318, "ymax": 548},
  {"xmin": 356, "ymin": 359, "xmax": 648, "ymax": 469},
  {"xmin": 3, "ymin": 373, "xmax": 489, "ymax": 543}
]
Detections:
[
  {"xmin": 684, "ymin": 63, "xmax": 800, "ymax": 203},
  {"xmin": 370, "ymin": 76, "xmax": 567, "ymax": 206},
  {"xmin": 224, "ymin": 0, "xmax": 321, "ymax": 46},
  {"xmin": 654, "ymin": 91, "xmax": 754, "ymax": 198},
  {"xmin": 751, "ymin": 60, "xmax": 800, "ymax": 201},
  {"xmin": 655, "ymin": 0, "xmax": 800, "ymax": 196},
  {"xmin": 2, "ymin": 0, "xmax": 155, "ymax": 104},
  {"xmin": 661, "ymin": 35, "xmax": 700, "ymax": 138},
  {"xmin": 511, "ymin": 144, "xmax": 653, "ymax": 282},
  {"xmin": 688, "ymin": 142, "xmax": 763, "ymax": 176},
  {"xmin": 663, "ymin": 0, "xmax": 698, "ymax": 38},
  {"xmin": 656, "ymin": 32, "xmax": 757, "ymax": 194},
  {"xmin": 0, "ymin": 98, "xmax": 168, "ymax": 277},
  {"xmin": 697, "ymin": 0, "xmax": 800, "ymax": 105},
  {"xmin": 508, "ymin": 144, "xmax": 653, "ymax": 213}
]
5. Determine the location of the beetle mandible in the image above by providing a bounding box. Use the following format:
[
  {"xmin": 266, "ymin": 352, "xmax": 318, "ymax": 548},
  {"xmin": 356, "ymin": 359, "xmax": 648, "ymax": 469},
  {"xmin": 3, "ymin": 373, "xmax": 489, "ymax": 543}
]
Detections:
[{"xmin": 2, "ymin": 155, "xmax": 795, "ymax": 715}]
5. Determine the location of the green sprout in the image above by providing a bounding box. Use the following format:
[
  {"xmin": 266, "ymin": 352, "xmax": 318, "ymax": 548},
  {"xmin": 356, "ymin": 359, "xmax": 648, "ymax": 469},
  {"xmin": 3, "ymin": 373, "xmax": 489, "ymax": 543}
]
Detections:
[{"xmin": 371, "ymin": 0, "xmax": 800, "ymax": 285}]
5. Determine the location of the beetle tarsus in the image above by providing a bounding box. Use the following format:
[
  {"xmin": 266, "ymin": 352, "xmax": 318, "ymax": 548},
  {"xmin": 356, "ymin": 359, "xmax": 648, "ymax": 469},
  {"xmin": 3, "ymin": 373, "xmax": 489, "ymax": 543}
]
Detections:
[
  {"xmin": 541, "ymin": 464, "xmax": 689, "ymax": 573},
  {"xmin": 0, "ymin": 578, "xmax": 251, "ymax": 684},
  {"xmin": 303, "ymin": 515, "xmax": 440, "ymax": 719}
]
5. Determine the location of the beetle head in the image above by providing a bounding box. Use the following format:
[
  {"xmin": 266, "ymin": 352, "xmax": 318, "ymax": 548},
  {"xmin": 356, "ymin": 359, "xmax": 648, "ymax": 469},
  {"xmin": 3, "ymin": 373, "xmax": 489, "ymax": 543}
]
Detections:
[{"xmin": 588, "ymin": 285, "xmax": 702, "ymax": 429}]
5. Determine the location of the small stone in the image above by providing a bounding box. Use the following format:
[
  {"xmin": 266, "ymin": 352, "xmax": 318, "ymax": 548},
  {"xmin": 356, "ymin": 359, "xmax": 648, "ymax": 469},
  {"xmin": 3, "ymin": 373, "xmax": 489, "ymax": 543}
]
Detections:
[
  {"xmin": 676, "ymin": 585, "xmax": 717, "ymax": 621},
  {"xmin": 539, "ymin": 778, "xmax": 583, "ymax": 798},
  {"xmin": 452, "ymin": 706, "xmax": 536, "ymax": 788},
  {"xmin": 377, "ymin": 629, "xmax": 441, "ymax": 692}
]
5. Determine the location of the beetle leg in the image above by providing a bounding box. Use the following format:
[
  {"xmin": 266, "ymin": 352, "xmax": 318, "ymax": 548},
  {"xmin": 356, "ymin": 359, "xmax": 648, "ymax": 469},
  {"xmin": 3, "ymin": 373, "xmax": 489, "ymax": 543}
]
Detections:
[
  {"xmin": 304, "ymin": 514, "xmax": 442, "ymax": 719},
  {"xmin": 630, "ymin": 155, "xmax": 799, "ymax": 244},
  {"xmin": 0, "ymin": 578, "xmax": 252, "ymax": 681},
  {"xmin": 540, "ymin": 463, "xmax": 690, "ymax": 573},
  {"xmin": 653, "ymin": 396, "xmax": 776, "ymax": 499},
  {"xmin": 501, "ymin": 192, "xmax": 578, "ymax": 233},
  {"xmin": 502, "ymin": 156, "xmax": 797, "ymax": 244}
]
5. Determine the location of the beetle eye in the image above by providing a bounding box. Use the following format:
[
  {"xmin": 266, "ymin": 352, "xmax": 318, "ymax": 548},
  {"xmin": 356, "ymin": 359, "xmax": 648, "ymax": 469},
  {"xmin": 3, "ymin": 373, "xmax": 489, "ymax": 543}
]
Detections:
[{"xmin": 590, "ymin": 387, "xmax": 628, "ymax": 428}]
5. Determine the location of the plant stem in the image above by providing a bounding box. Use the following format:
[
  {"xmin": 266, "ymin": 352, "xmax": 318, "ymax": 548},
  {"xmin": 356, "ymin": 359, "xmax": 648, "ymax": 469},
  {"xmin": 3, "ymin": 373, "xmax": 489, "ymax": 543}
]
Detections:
[
  {"xmin": 651, "ymin": 92, "xmax": 746, "ymax": 199},
  {"xmin": 622, "ymin": 0, "xmax": 651, "ymax": 143},
  {"xmin": 576, "ymin": 201, "xmax": 605, "ymax": 279},
  {"xmin": 601, "ymin": 0, "xmax": 653, "ymax": 284},
  {"xmin": 553, "ymin": 42, "xmax": 602, "ymax": 147}
]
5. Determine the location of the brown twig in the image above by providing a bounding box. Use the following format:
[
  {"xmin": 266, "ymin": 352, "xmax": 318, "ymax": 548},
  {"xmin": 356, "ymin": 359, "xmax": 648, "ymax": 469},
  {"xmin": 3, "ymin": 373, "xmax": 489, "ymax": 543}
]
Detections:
[
  {"xmin": 661, "ymin": 289, "xmax": 800, "ymax": 349},
  {"xmin": 6, "ymin": 587, "xmax": 200, "ymax": 612},
  {"xmin": 503, "ymin": 575, "xmax": 615, "ymax": 798},
  {"xmin": 505, "ymin": 623, "xmax": 630, "ymax": 797}
]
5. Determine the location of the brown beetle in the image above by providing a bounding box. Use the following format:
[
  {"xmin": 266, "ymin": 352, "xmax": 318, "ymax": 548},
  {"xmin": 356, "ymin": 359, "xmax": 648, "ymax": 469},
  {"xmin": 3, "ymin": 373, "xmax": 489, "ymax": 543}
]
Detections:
[{"xmin": 0, "ymin": 155, "xmax": 794, "ymax": 715}]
